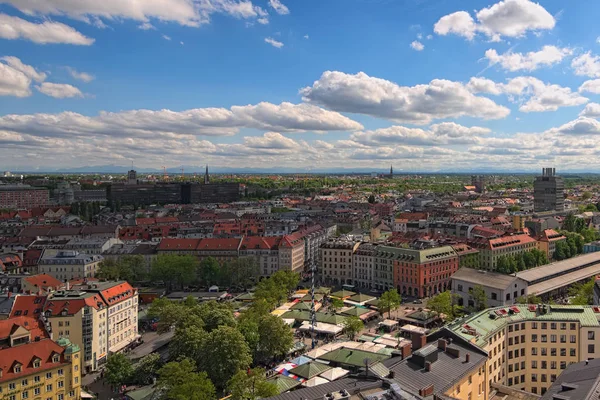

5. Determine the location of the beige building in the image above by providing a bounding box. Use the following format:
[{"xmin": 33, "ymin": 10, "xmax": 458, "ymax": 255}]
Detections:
[
  {"xmin": 277, "ymin": 232, "xmax": 305, "ymax": 274},
  {"xmin": 470, "ymin": 234, "xmax": 538, "ymax": 270},
  {"xmin": 320, "ymin": 240, "xmax": 359, "ymax": 286},
  {"xmin": 39, "ymin": 249, "xmax": 103, "ymax": 281},
  {"xmin": 448, "ymin": 304, "xmax": 600, "ymax": 396},
  {"xmin": 0, "ymin": 318, "xmax": 81, "ymax": 400}
]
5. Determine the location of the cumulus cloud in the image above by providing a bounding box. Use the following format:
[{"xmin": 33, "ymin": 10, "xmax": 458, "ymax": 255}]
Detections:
[
  {"xmin": 269, "ymin": 0, "xmax": 289, "ymax": 15},
  {"xmin": 572, "ymin": 52, "xmax": 600, "ymax": 78},
  {"xmin": 485, "ymin": 45, "xmax": 572, "ymax": 72},
  {"xmin": 1, "ymin": 0, "xmax": 272, "ymax": 28},
  {"xmin": 0, "ymin": 102, "xmax": 362, "ymax": 143},
  {"xmin": 410, "ymin": 41, "xmax": 424, "ymax": 51},
  {"xmin": 551, "ymin": 117, "xmax": 600, "ymax": 136},
  {"xmin": 300, "ymin": 71, "xmax": 510, "ymax": 125},
  {"xmin": 579, "ymin": 103, "xmax": 600, "ymax": 118},
  {"xmin": 265, "ymin": 37, "xmax": 283, "ymax": 48},
  {"xmin": 434, "ymin": 0, "xmax": 555, "ymax": 42},
  {"xmin": 579, "ymin": 79, "xmax": 600, "ymax": 94},
  {"xmin": 0, "ymin": 57, "xmax": 46, "ymax": 97},
  {"xmin": 36, "ymin": 82, "xmax": 83, "ymax": 98},
  {"xmin": 162, "ymin": 35, "xmax": 171, "ymax": 41},
  {"xmin": 66, "ymin": 67, "xmax": 95, "ymax": 83},
  {"xmin": 137, "ymin": 22, "xmax": 156, "ymax": 30},
  {"xmin": 0, "ymin": 13, "xmax": 94, "ymax": 45},
  {"xmin": 467, "ymin": 76, "xmax": 588, "ymax": 112}
]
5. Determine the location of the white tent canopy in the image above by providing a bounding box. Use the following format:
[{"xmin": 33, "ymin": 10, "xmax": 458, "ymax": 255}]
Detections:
[
  {"xmin": 302, "ymin": 376, "xmax": 330, "ymax": 387},
  {"xmin": 298, "ymin": 321, "xmax": 343, "ymax": 336},
  {"xmin": 319, "ymin": 367, "xmax": 349, "ymax": 381}
]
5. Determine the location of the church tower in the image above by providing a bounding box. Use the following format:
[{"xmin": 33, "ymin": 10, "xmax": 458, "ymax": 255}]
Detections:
[{"xmin": 204, "ymin": 165, "xmax": 210, "ymax": 184}]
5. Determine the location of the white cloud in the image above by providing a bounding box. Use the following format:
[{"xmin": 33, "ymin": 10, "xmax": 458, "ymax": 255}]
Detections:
[
  {"xmin": 265, "ymin": 37, "xmax": 283, "ymax": 48},
  {"xmin": 579, "ymin": 103, "xmax": 600, "ymax": 118},
  {"xmin": 351, "ymin": 123, "xmax": 489, "ymax": 147},
  {"xmin": 551, "ymin": 117, "xmax": 600, "ymax": 136},
  {"xmin": 2, "ymin": 0, "xmax": 272, "ymax": 28},
  {"xmin": 66, "ymin": 67, "xmax": 94, "ymax": 83},
  {"xmin": 162, "ymin": 35, "xmax": 171, "ymax": 41},
  {"xmin": 300, "ymin": 71, "xmax": 510, "ymax": 125},
  {"xmin": 1, "ymin": 56, "xmax": 46, "ymax": 82},
  {"xmin": 36, "ymin": 82, "xmax": 83, "ymax": 98},
  {"xmin": 180, "ymin": 41, "xmax": 184, "ymax": 45},
  {"xmin": 244, "ymin": 132, "xmax": 298, "ymax": 149},
  {"xmin": 572, "ymin": 52, "xmax": 600, "ymax": 78},
  {"xmin": 0, "ymin": 56, "xmax": 48, "ymax": 97},
  {"xmin": 485, "ymin": 45, "xmax": 572, "ymax": 72},
  {"xmin": 434, "ymin": 11, "xmax": 477, "ymax": 40},
  {"xmin": 579, "ymin": 79, "xmax": 600, "ymax": 94},
  {"xmin": 434, "ymin": 0, "xmax": 555, "ymax": 42},
  {"xmin": 410, "ymin": 41, "xmax": 424, "ymax": 51},
  {"xmin": 467, "ymin": 76, "xmax": 587, "ymax": 112},
  {"xmin": 137, "ymin": 22, "xmax": 156, "ymax": 30},
  {"xmin": 269, "ymin": 0, "xmax": 289, "ymax": 15},
  {"xmin": 0, "ymin": 13, "xmax": 94, "ymax": 45},
  {"xmin": 257, "ymin": 17, "xmax": 268, "ymax": 24},
  {"xmin": 416, "ymin": 33, "xmax": 423, "ymax": 40},
  {"xmin": 426, "ymin": 34, "xmax": 433, "ymax": 40},
  {"xmin": 304, "ymin": 34, "xmax": 309, "ymax": 39}
]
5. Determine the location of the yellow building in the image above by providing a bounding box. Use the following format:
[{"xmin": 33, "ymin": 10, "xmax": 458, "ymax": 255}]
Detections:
[
  {"xmin": 448, "ymin": 304, "xmax": 600, "ymax": 396},
  {"xmin": 537, "ymin": 229, "xmax": 567, "ymax": 260},
  {"xmin": 0, "ymin": 324, "xmax": 81, "ymax": 400}
]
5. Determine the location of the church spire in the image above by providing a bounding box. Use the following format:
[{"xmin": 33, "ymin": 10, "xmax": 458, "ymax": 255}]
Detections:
[
  {"xmin": 390, "ymin": 165, "xmax": 393, "ymax": 175},
  {"xmin": 204, "ymin": 165, "xmax": 210, "ymax": 184}
]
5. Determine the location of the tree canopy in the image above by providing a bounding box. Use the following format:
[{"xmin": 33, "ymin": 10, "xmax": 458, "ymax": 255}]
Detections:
[
  {"xmin": 104, "ymin": 353, "xmax": 133, "ymax": 388},
  {"xmin": 157, "ymin": 359, "xmax": 216, "ymax": 400},
  {"xmin": 343, "ymin": 316, "xmax": 364, "ymax": 340},
  {"xmin": 427, "ymin": 291, "xmax": 463, "ymax": 321},
  {"xmin": 227, "ymin": 368, "xmax": 278, "ymax": 400},
  {"xmin": 378, "ymin": 289, "xmax": 401, "ymax": 318},
  {"xmin": 150, "ymin": 254, "xmax": 199, "ymax": 291}
]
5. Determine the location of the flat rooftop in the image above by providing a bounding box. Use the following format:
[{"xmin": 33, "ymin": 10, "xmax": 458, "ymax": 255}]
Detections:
[
  {"xmin": 516, "ymin": 252, "xmax": 600, "ymax": 284},
  {"xmin": 452, "ymin": 267, "xmax": 521, "ymax": 290}
]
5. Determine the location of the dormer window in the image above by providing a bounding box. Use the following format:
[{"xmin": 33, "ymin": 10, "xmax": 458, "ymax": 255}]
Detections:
[
  {"xmin": 14, "ymin": 364, "xmax": 21, "ymax": 373},
  {"xmin": 52, "ymin": 354, "xmax": 60, "ymax": 363},
  {"xmin": 33, "ymin": 359, "xmax": 41, "ymax": 368}
]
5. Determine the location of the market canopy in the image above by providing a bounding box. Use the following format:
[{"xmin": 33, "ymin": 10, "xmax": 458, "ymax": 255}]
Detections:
[
  {"xmin": 268, "ymin": 375, "xmax": 302, "ymax": 394},
  {"xmin": 289, "ymin": 362, "xmax": 332, "ymax": 379},
  {"xmin": 341, "ymin": 307, "xmax": 370, "ymax": 317},
  {"xmin": 302, "ymin": 376, "xmax": 330, "ymax": 387},
  {"xmin": 330, "ymin": 289, "xmax": 356, "ymax": 299},
  {"xmin": 298, "ymin": 321, "xmax": 343, "ymax": 336},
  {"xmin": 319, "ymin": 367, "xmax": 350, "ymax": 381},
  {"xmin": 348, "ymin": 293, "xmax": 376, "ymax": 304},
  {"xmin": 380, "ymin": 319, "xmax": 399, "ymax": 328},
  {"xmin": 291, "ymin": 302, "xmax": 313, "ymax": 311}
]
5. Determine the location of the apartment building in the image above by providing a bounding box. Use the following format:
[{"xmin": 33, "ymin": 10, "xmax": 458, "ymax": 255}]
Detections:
[
  {"xmin": 278, "ymin": 232, "xmax": 305, "ymax": 273},
  {"xmin": 537, "ymin": 229, "xmax": 566, "ymax": 260},
  {"xmin": 0, "ymin": 318, "xmax": 81, "ymax": 400},
  {"xmin": 447, "ymin": 304, "xmax": 600, "ymax": 396},
  {"xmin": 296, "ymin": 224, "xmax": 330, "ymax": 268},
  {"xmin": 38, "ymin": 250, "xmax": 104, "ymax": 281},
  {"xmin": 239, "ymin": 236, "xmax": 280, "ymax": 277},
  {"xmin": 320, "ymin": 240, "xmax": 360, "ymax": 286},
  {"xmin": 63, "ymin": 237, "xmax": 122, "ymax": 255},
  {"xmin": 392, "ymin": 245, "xmax": 459, "ymax": 298},
  {"xmin": 470, "ymin": 234, "xmax": 538, "ymax": 270},
  {"xmin": 352, "ymin": 243, "xmax": 377, "ymax": 290}
]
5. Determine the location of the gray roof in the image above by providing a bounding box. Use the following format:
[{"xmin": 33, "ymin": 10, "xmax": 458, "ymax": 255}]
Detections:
[
  {"xmin": 451, "ymin": 267, "xmax": 521, "ymax": 290},
  {"xmin": 384, "ymin": 336, "xmax": 487, "ymax": 399},
  {"xmin": 541, "ymin": 358, "xmax": 600, "ymax": 400},
  {"xmin": 516, "ymin": 252, "xmax": 600, "ymax": 284},
  {"xmin": 263, "ymin": 377, "xmax": 385, "ymax": 400}
]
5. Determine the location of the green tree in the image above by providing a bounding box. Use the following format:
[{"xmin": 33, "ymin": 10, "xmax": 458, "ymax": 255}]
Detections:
[
  {"xmin": 570, "ymin": 279, "xmax": 595, "ymax": 305},
  {"xmin": 428, "ymin": 291, "xmax": 463, "ymax": 321},
  {"xmin": 170, "ymin": 322, "xmax": 207, "ymax": 362},
  {"xmin": 515, "ymin": 294, "xmax": 542, "ymax": 304},
  {"xmin": 496, "ymin": 256, "xmax": 509, "ymax": 273},
  {"xmin": 343, "ymin": 316, "xmax": 364, "ymax": 340},
  {"xmin": 104, "ymin": 353, "xmax": 133, "ymax": 388},
  {"xmin": 471, "ymin": 285, "xmax": 488, "ymax": 311},
  {"xmin": 378, "ymin": 289, "xmax": 401, "ymax": 318},
  {"xmin": 199, "ymin": 257, "xmax": 220, "ymax": 287},
  {"xmin": 148, "ymin": 297, "xmax": 203, "ymax": 333},
  {"xmin": 197, "ymin": 301, "xmax": 236, "ymax": 332},
  {"xmin": 582, "ymin": 191, "xmax": 593, "ymax": 201},
  {"xmin": 254, "ymin": 271, "xmax": 299, "ymax": 309},
  {"xmin": 121, "ymin": 254, "xmax": 147, "ymax": 281},
  {"xmin": 150, "ymin": 254, "xmax": 199, "ymax": 291},
  {"xmin": 523, "ymin": 251, "xmax": 537, "ymax": 269},
  {"xmin": 330, "ymin": 298, "xmax": 344, "ymax": 312},
  {"xmin": 157, "ymin": 359, "xmax": 216, "ymax": 400},
  {"xmin": 133, "ymin": 353, "xmax": 162, "ymax": 385},
  {"xmin": 97, "ymin": 258, "xmax": 120, "ymax": 280},
  {"xmin": 198, "ymin": 326, "xmax": 252, "ymax": 389},
  {"xmin": 227, "ymin": 368, "xmax": 278, "ymax": 400},
  {"xmin": 239, "ymin": 303, "xmax": 293, "ymax": 364},
  {"xmin": 368, "ymin": 194, "xmax": 376, "ymax": 204}
]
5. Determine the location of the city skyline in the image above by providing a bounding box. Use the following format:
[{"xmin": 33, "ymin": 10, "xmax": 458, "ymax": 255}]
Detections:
[{"xmin": 2, "ymin": 0, "xmax": 600, "ymax": 171}]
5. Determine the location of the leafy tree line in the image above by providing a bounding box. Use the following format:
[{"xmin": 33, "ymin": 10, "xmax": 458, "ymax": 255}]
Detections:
[
  {"xmin": 553, "ymin": 232, "xmax": 585, "ymax": 261},
  {"xmin": 70, "ymin": 201, "xmax": 103, "ymax": 221},
  {"xmin": 97, "ymin": 255, "xmax": 148, "ymax": 282},
  {"xmin": 106, "ymin": 271, "xmax": 300, "ymax": 398},
  {"xmin": 562, "ymin": 213, "xmax": 598, "ymax": 243},
  {"xmin": 495, "ymin": 249, "xmax": 548, "ymax": 274}
]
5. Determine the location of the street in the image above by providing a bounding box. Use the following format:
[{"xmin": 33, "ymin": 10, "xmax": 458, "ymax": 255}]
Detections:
[{"xmin": 81, "ymin": 330, "xmax": 174, "ymax": 400}]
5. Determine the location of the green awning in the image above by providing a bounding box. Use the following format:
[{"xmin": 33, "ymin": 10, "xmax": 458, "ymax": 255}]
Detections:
[{"xmin": 289, "ymin": 362, "xmax": 332, "ymax": 379}]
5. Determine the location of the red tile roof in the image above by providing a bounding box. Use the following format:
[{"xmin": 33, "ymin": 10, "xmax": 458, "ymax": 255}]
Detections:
[
  {"xmin": 43, "ymin": 296, "xmax": 106, "ymax": 316},
  {"xmin": 23, "ymin": 274, "xmax": 63, "ymax": 291},
  {"xmin": 10, "ymin": 295, "xmax": 47, "ymax": 318},
  {"xmin": 0, "ymin": 316, "xmax": 49, "ymax": 343},
  {"xmin": 197, "ymin": 238, "xmax": 242, "ymax": 250},
  {"xmin": 157, "ymin": 238, "xmax": 202, "ymax": 250},
  {"xmin": 98, "ymin": 282, "xmax": 135, "ymax": 306},
  {"xmin": 0, "ymin": 339, "xmax": 69, "ymax": 383}
]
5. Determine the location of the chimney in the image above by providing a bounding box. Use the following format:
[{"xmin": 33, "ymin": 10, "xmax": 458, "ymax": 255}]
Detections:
[
  {"xmin": 411, "ymin": 332, "xmax": 426, "ymax": 351},
  {"xmin": 401, "ymin": 343, "xmax": 412, "ymax": 359},
  {"xmin": 438, "ymin": 339, "xmax": 447, "ymax": 351},
  {"xmin": 465, "ymin": 353, "xmax": 470, "ymax": 363},
  {"xmin": 7, "ymin": 291, "xmax": 11, "ymax": 298},
  {"xmin": 419, "ymin": 385, "xmax": 434, "ymax": 397},
  {"xmin": 425, "ymin": 361, "xmax": 432, "ymax": 372}
]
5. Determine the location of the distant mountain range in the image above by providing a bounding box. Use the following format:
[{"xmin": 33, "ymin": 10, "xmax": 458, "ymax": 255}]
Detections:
[{"xmin": 4, "ymin": 164, "xmax": 600, "ymax": 175}]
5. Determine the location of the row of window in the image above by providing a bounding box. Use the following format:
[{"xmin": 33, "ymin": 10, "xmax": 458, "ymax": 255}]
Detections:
[{"xmin": 5, "ymin": 392, "xmax": 75, "ymax": 400}]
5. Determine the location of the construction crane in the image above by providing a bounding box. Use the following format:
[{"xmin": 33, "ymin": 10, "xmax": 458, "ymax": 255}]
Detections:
[
  {"xmin": 180, "ymin": 167, "xmax": 185, "ymax": 180},
  {"xmin": 161, "ymin": 166, "xmax": 168, "ymax": 181}
]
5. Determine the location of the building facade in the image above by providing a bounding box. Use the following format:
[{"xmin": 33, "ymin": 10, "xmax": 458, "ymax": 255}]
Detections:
[
  {"xmin": 451, "ymin": 267, "xmax": 529, "ymax": 307},
  {"xmin": 0, "ymin": 186, "xmax": 49, "ymax": 209},
  {"xmin": 320, "ymin": 240, "xmax": 359, "ymax": 286},
  {"xmin": 534, "ymin": 168, "xmax": 565, "ymax": 212},
  {"xmin": 470, "ymin": 234, "xmax": 538, "ymax": 270},
  {"xmin": 38, "ymin": 250, "xmax": 103, "ymax": 281}
]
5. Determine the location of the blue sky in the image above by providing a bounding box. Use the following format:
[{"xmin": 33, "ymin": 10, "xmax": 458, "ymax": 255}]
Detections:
[{"xmin": 1, "ymin": 0, "xmax": 600, "ymax": 172}]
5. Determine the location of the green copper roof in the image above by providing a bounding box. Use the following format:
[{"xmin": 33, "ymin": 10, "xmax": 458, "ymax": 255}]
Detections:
[{"xmin": 447, "ymin": 304, "xmax": 600, "ymax": 348}]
